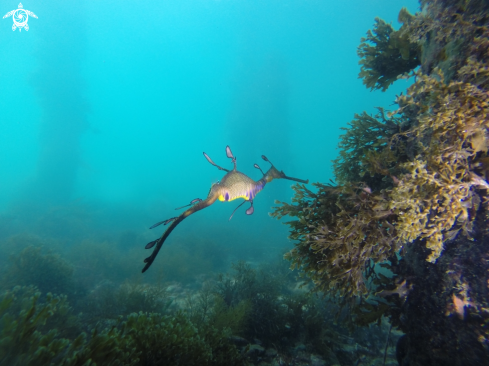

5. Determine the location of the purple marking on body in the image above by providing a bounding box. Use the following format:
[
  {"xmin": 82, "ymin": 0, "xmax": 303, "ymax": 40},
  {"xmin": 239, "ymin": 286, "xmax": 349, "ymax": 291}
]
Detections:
[{"xmin": 225, "ymin": 192, "xmax": 229, "ymax": 201}]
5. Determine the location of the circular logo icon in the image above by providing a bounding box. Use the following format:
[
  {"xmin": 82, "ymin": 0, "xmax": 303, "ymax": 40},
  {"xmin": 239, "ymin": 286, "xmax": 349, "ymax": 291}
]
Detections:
[{"xmin": 13, "ymin": 8, "xmax": 28, "ymax": 28}]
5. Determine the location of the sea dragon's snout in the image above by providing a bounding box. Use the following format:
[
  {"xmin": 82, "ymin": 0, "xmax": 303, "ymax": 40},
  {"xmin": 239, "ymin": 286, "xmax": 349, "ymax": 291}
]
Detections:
[
  {"xmin": 259, "ymin": 155, "xmax": 308, "ymax": 184},
  {"xmin": 142, "ymin": 146, "xmax": 308, "ymax": 273}
]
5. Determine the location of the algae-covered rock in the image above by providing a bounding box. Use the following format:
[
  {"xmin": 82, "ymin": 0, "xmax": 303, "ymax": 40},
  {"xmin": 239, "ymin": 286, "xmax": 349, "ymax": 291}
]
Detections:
[{"xmin": 274, "ymin": 0, "xmax": 489, "ymax": 364}]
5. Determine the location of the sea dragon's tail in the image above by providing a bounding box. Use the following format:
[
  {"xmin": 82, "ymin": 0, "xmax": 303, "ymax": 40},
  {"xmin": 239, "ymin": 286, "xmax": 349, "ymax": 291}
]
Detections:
[{"xmin": 142, "ymin": 190, "xmax": 219, "ymax": 273}]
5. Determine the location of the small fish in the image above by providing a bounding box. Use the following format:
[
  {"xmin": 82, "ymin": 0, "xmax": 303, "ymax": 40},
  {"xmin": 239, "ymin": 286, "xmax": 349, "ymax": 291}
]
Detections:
[
  {"xmin": 391, "ymin": 175, "xmax": 400, "ymax": 185},
  {"xmin": 362, "ymin": 186, "xmax": 372, "ymax": 194},
  {"xmin": 376, "ymin": 280, "xmax": 411, "ymax": 301}
]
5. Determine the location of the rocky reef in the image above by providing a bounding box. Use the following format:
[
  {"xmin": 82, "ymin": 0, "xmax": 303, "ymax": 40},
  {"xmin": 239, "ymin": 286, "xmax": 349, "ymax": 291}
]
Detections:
[
  {"xmin": 273, "ymin": 0, "xmax": 489, "ymax": 365},
  {"xmin": 0, "ymin": 233, "xmax": 405, "ymax": 365}
]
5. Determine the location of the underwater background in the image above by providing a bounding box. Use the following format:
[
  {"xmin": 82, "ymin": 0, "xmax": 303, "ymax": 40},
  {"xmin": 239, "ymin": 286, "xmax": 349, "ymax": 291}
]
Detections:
[
  {"xmin": 4, "ymin": 0, "xmax": 489, "ymax": 365},
  {"xmin": 0, "ymin": 0, "xmax": 415, "ymax": 254}
]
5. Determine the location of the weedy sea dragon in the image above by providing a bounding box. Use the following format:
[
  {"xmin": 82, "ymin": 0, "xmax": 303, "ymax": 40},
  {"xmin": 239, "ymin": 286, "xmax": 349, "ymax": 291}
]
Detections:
[{"xmin": 142, "ymin": 146, "xmax": 308, "ymax": 273}]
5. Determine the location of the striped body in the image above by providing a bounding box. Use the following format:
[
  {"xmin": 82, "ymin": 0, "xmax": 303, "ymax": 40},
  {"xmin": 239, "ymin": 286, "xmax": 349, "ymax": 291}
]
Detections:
[{"xmin": 217, "ymin": 171, "xmax": 266, "ymax": 202}]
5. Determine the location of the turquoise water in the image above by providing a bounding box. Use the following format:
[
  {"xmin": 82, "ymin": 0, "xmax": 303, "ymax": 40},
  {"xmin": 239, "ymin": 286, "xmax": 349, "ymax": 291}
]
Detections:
[{"xmin": 0, "ymin": 0, "xmax": 417, "ymax": 265}]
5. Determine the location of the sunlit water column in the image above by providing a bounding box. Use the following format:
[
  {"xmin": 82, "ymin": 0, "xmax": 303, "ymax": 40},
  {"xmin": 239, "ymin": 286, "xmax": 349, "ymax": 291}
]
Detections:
[{"xmin": 29, "ymin": 0, "xmax": 88, "ymax": 206}]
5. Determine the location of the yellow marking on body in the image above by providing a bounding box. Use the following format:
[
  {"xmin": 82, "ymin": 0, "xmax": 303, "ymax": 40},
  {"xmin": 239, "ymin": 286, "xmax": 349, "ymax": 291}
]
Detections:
[{"xmin": 218, "ymin": 193, "xmax": 249, "ymax": 202}]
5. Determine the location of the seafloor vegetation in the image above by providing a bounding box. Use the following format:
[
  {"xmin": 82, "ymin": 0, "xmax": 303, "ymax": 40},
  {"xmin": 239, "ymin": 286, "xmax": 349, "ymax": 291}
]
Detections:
[
  {"xmin": 0, "ymin": 233, "xmax": 401, "ymax": 366},
  {"xmin": 2, "ymin": 0, "xmax": 489, "ymax": 365},
  {"xmin": 273, "ymin": 0, "xmax": 489, "ymax": 365}
]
